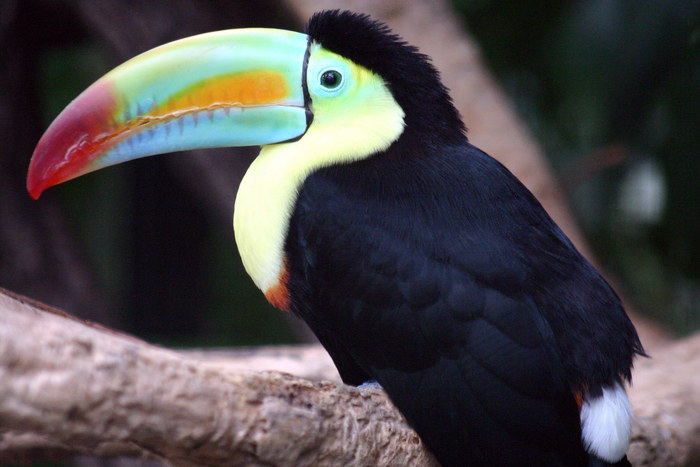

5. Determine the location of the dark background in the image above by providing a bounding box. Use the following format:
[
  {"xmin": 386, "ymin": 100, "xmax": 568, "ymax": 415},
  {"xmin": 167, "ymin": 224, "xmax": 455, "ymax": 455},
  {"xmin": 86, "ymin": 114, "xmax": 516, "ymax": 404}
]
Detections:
[{"xmin": 1, "ymin": 0, "xmax": 698, "ymax": 352}]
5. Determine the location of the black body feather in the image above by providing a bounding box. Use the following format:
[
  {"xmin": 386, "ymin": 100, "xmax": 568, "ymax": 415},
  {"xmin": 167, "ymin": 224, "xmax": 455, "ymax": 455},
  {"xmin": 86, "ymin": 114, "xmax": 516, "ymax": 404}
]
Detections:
[{"xmin": 284, "ymin": 11, "xmax": 643, "ymax": 466}]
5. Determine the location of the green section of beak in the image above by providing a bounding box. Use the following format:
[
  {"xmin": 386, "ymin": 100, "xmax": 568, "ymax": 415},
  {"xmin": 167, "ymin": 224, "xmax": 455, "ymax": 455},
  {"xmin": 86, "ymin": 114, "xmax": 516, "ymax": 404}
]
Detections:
[{"xmin": 28, "ymin": 28, "xmax": 311, "ymax": 199}]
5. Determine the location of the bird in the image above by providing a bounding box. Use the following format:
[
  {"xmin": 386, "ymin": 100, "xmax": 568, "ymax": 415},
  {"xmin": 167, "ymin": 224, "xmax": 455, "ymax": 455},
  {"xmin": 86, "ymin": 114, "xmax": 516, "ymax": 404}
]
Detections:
[{"xmin": 27, "ymin": 10, "xmax": 643, "ymax": 467}]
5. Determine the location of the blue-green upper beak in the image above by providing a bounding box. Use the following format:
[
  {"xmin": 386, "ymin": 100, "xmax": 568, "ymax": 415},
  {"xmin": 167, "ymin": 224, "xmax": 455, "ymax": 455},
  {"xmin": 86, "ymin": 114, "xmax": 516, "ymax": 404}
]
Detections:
[{"xmin": 28, "ymin": 28, "xmax": 311, "ymax": 199}]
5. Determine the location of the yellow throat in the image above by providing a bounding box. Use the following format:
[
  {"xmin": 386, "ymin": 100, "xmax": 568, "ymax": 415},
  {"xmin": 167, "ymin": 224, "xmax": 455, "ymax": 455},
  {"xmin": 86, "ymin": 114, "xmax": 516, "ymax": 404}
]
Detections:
[{"xmin": 233, "ymin": 45, "xmax": 406, "ymax": 305}]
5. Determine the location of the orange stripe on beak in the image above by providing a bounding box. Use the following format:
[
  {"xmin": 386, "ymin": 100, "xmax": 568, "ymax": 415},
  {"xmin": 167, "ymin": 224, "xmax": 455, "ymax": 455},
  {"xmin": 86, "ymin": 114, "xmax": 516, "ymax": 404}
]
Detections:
[{"xmin": 163, "ymin": 70, "xmax": 290, "ymax": 112}]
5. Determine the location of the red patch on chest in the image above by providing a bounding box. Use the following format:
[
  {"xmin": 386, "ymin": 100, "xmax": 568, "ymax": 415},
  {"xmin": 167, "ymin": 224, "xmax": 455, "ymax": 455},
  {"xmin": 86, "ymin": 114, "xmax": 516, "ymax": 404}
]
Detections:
[
  {"xmin": 573, "ymin": 390, "xmax": 583, "ymax": 412},
  {"xmin": 264, "ymin": 261, "xmax": 291, "ymax": 312}
]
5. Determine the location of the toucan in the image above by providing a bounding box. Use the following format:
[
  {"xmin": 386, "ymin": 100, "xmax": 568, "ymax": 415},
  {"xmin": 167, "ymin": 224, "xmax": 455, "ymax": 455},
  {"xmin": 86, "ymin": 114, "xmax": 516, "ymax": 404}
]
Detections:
[{"xmin": 27, "ymin": 10, "xmax": 643, "ymax": 467}]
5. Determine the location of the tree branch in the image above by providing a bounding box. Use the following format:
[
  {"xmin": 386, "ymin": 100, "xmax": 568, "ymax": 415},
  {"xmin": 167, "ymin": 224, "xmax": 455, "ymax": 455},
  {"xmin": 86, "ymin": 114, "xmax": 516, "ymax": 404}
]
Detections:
[
  {"xmin": 1, "ymin": 289, "xmax": 699, "ymax": 466},
  {"xmin": 0, "ymin": 289, "xmax": 437, "ymax": 466}
]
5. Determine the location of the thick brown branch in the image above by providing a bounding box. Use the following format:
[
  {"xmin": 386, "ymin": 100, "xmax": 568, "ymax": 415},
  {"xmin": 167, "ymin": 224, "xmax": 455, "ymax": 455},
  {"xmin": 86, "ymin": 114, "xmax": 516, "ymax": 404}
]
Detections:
[
  {"xmin": 627, "ymin": 335, "xmax": 700, "ymax": 466},
  {"xmin": 2, "ymin": 289, "xmax": 700, "ymax": 466},
  {"xmin": 0, "ymin": 290, "xmax": 437, "ymax": 466}
]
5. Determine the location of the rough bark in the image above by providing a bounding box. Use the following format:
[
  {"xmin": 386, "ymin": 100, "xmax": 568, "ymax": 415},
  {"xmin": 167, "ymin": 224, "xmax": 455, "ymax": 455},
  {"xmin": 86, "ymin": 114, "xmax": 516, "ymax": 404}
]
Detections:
[
  {"xmin": 627, "ymin": 336, "xmax": 700, "ymax": 466},
  {"xmin": 1, "ymin": 289, "xmax": 699, "ymax": 466},
  {"xmin": 0, "ymin": 289, "xmax": 437, "ymax": 466}
]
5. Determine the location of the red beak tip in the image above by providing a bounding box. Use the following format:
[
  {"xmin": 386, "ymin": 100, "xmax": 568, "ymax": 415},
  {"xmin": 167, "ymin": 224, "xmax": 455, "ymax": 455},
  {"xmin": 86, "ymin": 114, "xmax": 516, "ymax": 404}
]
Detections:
[
  {"xmin": 27, "ymin": 181, "xmax": 43, "ymax": 200},
  {"xmin": 26, "ymin": 169, "xmax": 49, "ymax": 200}
]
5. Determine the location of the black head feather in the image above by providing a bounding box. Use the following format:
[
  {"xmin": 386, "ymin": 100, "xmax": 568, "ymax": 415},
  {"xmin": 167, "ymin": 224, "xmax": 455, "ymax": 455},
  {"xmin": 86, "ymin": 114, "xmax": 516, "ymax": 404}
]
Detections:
[{"xmin": 305, "ymin": 10, "xmax": 466, "ymax": 148}]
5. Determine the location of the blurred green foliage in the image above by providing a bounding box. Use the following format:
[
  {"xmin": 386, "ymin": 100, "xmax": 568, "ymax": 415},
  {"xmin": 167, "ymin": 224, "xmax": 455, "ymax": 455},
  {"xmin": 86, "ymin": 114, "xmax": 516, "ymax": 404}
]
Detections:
[{"xmin": 453, "ymin": 0, "xmax": 700, "ymax": 333}]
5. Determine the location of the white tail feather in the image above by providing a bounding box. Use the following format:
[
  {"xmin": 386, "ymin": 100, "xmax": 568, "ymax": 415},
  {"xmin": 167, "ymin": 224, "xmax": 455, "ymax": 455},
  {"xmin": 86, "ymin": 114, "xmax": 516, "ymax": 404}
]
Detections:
[{"xmin": 580, "ymin": 382, "xmax": 632, "ymax": 462}]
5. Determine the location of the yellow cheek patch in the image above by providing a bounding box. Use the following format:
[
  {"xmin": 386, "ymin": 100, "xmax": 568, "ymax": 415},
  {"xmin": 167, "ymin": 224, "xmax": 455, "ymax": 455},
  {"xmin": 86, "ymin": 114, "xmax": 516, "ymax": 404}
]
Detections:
[
  {"xmin": 162, "ymin": 70, "xmax": 289, "ymax": 112},
  {"xmin": 234, "ymin": 52, "xmax": 406, "ymax": 296}
]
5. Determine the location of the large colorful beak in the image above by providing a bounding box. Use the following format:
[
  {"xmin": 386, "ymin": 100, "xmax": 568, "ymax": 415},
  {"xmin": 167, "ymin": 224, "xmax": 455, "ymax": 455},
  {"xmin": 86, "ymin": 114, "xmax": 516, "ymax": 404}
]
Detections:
[{"xmin": 27, "ymin": 29, "xmax": 311, "ymax": 199}]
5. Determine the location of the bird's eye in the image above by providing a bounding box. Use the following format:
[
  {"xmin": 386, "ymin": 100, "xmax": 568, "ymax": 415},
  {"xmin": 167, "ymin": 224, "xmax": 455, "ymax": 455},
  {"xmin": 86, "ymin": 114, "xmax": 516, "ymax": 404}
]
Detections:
[{"xmin": 320, "ymin": 70, "xmax": 343, "ymax": 90}]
